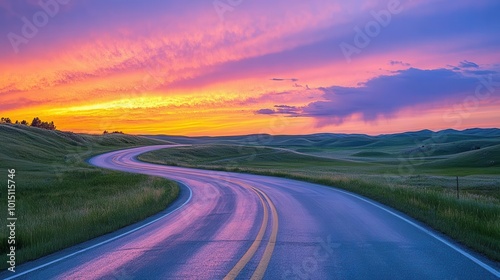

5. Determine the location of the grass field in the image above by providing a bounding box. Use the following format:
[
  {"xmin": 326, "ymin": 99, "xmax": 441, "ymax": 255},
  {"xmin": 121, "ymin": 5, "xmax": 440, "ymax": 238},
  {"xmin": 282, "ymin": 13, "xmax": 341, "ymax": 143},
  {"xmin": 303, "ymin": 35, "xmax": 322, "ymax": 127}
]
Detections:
[
  {"xmin": 138, "ymin": 134, "xmax": 500, "ymax": 262},
  {"xmin": 2, "ymin": 125, "xmax": 498, "ymax": 270},
  {"xmin": 0, "ymin": 124, "xmax": 179, "ymax": 270}
]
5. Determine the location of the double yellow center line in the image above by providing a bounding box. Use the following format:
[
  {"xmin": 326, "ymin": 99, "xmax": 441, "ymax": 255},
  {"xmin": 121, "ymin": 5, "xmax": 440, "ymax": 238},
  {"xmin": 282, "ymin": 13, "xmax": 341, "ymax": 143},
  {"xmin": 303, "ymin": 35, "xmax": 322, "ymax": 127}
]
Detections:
[
  {"xmin": 224, "ymin": 183, "xmax": 279, "ymax": 280},
  {"xmin": 111, "ymin": 156, "xmax": 279, "ymax": 279}
]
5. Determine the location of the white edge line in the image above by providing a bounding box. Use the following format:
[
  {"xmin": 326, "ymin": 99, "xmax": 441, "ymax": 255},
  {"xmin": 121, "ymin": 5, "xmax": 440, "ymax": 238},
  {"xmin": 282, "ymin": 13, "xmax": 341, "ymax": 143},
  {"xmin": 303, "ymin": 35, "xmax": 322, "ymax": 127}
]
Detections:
[
  {"xmin": 4, "ymin": 184, "xmax": 193, "ymax": 280},
  {"xmin": 331, "ymin": 187, "xmax": 500, "ymax": 277}
]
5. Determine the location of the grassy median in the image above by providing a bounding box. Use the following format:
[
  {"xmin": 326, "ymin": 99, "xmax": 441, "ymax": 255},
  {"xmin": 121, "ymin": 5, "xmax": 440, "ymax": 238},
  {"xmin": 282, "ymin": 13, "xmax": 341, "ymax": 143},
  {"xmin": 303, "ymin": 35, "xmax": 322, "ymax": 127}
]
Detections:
[
  {"xmin": 0, "ymin": 124, "xmax": 179, "ymax": 270},
  {"xmin": 138, "ymin": 144, "xmax": 500, "ymax": 262}
]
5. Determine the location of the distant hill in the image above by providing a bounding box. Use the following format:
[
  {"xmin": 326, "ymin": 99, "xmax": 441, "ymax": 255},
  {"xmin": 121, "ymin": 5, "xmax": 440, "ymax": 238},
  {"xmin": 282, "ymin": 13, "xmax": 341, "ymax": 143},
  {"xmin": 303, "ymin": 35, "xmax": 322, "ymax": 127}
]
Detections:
[
  {"xmin": 144, "ymin": 128, "xmax": 500, "ymax": 149},
  {"xmin": 143, "ymin": 128, "xmax": 500, "ymax": 170}
]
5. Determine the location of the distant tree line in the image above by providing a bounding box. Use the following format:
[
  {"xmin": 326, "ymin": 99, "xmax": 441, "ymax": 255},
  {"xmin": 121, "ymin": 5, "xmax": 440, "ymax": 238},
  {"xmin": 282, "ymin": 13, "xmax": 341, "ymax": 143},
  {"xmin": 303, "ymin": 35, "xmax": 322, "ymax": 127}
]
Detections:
[
  {"xmin": 1, "ymin": 117, "xmax": 56, "ymax": 130},
  {"xmin": 103, "ymin": 130, "xmax": 124, "ymax": 134}
]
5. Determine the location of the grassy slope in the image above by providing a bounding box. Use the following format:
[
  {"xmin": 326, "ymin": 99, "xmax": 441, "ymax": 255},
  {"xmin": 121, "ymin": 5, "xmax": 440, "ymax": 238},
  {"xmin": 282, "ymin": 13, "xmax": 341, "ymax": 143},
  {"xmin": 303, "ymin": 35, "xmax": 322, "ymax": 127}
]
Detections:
[
  {"xmin": 0, "ymin": 124, "xmax": 179, "ymax": 270},
  {"xmin": 138, "ymin": 144, "xmax": 500, "ymax": 262},
  {"xmin": 423, "ymin": 144, "xmax": 500, "ymax": 168}
]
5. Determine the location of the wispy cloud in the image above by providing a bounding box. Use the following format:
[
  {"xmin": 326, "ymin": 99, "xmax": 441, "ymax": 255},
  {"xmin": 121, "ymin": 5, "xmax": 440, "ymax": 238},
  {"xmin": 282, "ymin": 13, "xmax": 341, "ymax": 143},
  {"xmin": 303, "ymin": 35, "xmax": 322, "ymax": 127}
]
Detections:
[
  {"xmin": 270, "ymin": 78, "xmax": 299, "ymax": 82},
  {"xmin": 459, "ymin": 60, "xmax": 479, "ymax": 68},
  {"xmin": 389, "ymin": 60, "xmax": 410, "ymax": 67},
  {"xmin": 255, "ymin": 105, "xmax": 301, "ymax": 115}
]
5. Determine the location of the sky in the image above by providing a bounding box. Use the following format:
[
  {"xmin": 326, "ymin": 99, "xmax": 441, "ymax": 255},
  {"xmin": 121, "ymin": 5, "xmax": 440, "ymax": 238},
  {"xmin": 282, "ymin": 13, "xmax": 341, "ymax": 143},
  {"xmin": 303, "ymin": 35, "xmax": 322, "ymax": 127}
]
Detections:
[{"xmin": 0, "ymin": 0, "xmax": 499, "ymax": 136}]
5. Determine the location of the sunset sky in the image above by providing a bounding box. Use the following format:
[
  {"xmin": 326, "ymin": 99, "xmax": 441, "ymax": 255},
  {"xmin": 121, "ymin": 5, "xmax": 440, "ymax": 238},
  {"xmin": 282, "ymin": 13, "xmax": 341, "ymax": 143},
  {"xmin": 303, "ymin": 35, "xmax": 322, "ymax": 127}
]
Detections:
[{"xmin": 1, "ymin": 0, "xmax": 499, "ymax": 136}]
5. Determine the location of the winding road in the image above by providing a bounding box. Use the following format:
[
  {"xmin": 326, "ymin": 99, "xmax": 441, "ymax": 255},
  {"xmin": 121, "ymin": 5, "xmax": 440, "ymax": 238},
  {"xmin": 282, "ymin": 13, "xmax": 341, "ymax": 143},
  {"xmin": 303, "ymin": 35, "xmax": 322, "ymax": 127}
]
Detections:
[{"xmin": 3, "ymin": 145, "xmax": 499, "ymax": 279}]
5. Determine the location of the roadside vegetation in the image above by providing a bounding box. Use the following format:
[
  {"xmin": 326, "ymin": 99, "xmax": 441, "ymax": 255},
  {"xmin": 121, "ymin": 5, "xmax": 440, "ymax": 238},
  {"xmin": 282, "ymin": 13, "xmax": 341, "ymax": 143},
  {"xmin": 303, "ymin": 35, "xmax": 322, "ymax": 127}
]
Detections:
[
  {"xmin": 0, "ymin": 124, "xmax": 179, "ymax": 270},
  {"xmin": 138, "ymin": 140, "xmax": 500, "ymax": 262}
]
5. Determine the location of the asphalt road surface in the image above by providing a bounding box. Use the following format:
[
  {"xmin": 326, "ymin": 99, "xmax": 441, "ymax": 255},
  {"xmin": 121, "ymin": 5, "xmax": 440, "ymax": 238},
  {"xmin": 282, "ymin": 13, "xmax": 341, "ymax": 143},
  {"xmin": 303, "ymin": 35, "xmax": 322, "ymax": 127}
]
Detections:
[{"xmin": 3, "ymin": 145, "xmax": 499, "ymax": 279}]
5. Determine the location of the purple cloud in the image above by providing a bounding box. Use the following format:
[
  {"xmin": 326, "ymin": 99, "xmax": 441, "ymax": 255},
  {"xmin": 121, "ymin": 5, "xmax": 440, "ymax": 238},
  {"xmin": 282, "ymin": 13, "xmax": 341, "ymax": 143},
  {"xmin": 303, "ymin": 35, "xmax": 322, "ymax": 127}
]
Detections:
[
  {"xmin": 302, "ymin": 67, "xmax": 498, "ymax": 124},
  {"xmin": 256, "ymin": 67, "xmax": 499, "ymax": 125},
  {"xmin": 255, "ymin": 108, "xmax": 276, "ymax": 115},
  {"xmin": 255, "ymin": 105, "xmax": 301, "ymax": 115},
  {"xmin": 271, "ymin": 78, "xmax": 299, "ymax": 82},
  {"xmin": 459, "ymin": 60, "xmax": 479, "ymax": 68},
  {"xmin": 389, "ymin": 60, "xmax": 410, "ymax": 66}
]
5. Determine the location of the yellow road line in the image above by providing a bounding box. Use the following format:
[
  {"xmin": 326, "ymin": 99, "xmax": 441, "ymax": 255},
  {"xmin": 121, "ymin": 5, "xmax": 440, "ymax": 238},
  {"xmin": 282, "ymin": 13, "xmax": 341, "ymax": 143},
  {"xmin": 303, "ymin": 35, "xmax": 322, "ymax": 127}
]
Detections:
[
  {"xmin": 109, "ymin": 161, "xmax": 281, "ymax": 280},
  {"xmin": 223, "ymin": 187, "xmax": 269, "ymax": 280},
  {"xmin": 250, "ymin": 188, "xmax": 279, "ymax": 280}
]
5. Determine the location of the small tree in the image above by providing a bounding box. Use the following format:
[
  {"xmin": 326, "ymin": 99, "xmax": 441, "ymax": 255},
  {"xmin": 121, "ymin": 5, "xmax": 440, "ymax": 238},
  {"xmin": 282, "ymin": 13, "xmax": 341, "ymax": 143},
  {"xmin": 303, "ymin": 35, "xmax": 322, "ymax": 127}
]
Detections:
[
  {"xmin": 48, "ymin": 121, "xmax": 56, "ymax": 130},
  {"xmin": 1, "ymin": 117, "xmax": 12, "ymax": 123},
  {"xmin": 31, "ymin": 117, "xmax": 42, "ymax": 127},
  {"xmin": 30, "ymin": 117, "xmax": 56, "ymax": 130},
  {"xmin": 42, "ymin": 122, "xmax": 56, "ymax": 130}
]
